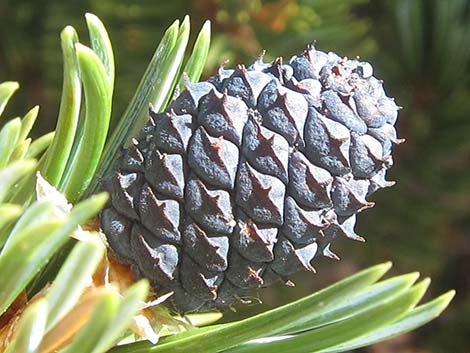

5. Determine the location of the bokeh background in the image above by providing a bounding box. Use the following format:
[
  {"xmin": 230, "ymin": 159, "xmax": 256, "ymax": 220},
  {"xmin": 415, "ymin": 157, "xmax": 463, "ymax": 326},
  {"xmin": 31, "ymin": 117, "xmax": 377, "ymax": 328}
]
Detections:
[{"xmin": 0, "ymin": 0, "xmax": 468, "ymax": 352}]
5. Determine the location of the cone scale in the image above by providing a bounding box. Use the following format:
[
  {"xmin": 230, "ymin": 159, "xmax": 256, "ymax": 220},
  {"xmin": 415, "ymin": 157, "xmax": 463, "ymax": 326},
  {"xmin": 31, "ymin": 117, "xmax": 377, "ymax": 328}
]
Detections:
[{"xmin": 100, "ymin": 45, "xmax": 402, "ymax": 313}]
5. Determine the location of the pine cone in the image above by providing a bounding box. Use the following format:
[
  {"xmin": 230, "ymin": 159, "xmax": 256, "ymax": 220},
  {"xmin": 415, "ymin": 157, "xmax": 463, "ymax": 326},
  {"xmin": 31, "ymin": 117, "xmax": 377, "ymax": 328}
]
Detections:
[{"xmin": 100, "ymin": 45, "xmax": 402, "ymax": 313}]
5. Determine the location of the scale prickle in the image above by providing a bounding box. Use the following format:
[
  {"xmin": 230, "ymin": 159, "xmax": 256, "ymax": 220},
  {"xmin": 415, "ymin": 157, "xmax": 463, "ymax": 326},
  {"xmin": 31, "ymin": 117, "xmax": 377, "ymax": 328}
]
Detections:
[{"xmin": 100, "ymin": 44, "xmax": 402, "ymax": 313}]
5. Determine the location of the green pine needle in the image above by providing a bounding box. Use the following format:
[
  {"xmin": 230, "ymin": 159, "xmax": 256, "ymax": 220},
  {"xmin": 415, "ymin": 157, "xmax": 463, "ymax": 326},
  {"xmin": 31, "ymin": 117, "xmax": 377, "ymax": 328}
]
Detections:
[
  {"xmin": 0, "ymin": 81, "xmax": 19, "ymax": 118},
  {"xmin": 0, "ymin": 117, "xmax": 22, "ymax": 168},
  {"xmin": 41, "ymin": 25, "xmax": 81, "ymax": 188},
  {"xmin": 3, "ymin": 298, "xmax": 48, "ymax": 353},
  {"xmin": 59, "ymin": 43, "xmax": 112, "ymax": 203}
]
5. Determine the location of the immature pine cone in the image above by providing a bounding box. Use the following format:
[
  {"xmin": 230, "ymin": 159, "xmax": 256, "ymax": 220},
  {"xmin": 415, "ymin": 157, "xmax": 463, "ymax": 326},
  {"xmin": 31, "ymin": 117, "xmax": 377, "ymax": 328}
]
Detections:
[{"xmin": 100, "ymin": 45, "xmax": 402, "ymax": 313}]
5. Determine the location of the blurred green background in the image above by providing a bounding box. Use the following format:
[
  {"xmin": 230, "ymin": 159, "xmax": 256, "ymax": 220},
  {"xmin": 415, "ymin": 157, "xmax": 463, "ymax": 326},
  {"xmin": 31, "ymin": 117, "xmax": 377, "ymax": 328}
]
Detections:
[{"xmin": 0, "ymin": 0, "xmax": 468, "ymax": 352}]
